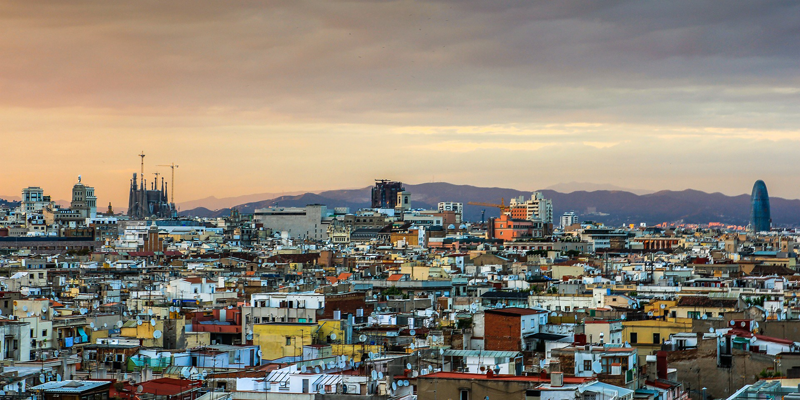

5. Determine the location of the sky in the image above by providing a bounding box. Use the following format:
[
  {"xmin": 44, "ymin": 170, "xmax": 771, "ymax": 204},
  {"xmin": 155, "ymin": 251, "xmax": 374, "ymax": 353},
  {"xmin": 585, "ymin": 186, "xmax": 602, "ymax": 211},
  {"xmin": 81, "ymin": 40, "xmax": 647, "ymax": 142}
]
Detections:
[{"xmin": 2, "ymin": 1, "xmax": 800, "ymax": 209}]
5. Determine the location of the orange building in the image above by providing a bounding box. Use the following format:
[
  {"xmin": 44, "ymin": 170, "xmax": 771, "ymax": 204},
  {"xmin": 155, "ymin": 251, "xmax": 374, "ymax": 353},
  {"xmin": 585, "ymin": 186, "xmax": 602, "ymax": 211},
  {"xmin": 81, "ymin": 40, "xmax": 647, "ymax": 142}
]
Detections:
[{"xmin": 490, "ymin": 214, "xmax": 539, "ymax": 241}]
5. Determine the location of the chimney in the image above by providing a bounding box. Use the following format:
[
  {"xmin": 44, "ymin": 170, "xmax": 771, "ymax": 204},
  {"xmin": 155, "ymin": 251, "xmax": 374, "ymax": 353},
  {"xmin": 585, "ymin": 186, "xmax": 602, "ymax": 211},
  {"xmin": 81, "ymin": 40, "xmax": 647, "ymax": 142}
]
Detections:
[
  {"xmin": 656, "ymin": 351, "xmax": 668, "ymax": 380},
  {"xmin": 645, "ymin": 355, "xmax": 657, "ymax": 382}
]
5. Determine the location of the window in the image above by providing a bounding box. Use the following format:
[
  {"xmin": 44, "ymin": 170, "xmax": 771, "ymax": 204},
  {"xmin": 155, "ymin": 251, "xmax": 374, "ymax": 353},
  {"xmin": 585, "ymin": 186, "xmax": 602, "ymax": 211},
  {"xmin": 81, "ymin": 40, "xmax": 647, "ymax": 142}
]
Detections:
[
  {"xmin": 286, "ymin": 337, "xmax": 292, "ymax": 346},
  {"xmin": 42, "ymin": 330, "xmax": 47, "ymax": 337},
  {"xmin": 583, "ymin": 360, "xmax": 592, "ymax": 371},
  {"xmin": 460, "ymin": 389, "xmax": 470, "ymax": 400},
  {"xmin": 630, "ymin": 332, "xmax": 637, "ymax": 344},
  {"xmin": 653, "ymin": 333, "xmax": 661, "ymax": 344}
]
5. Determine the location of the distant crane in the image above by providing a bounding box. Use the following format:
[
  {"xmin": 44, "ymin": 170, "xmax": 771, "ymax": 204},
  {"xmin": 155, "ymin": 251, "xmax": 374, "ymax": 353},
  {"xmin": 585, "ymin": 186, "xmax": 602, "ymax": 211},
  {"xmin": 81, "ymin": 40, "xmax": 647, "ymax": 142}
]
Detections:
[
  {"xmin": 467, "ymin": 198, "xmax": 509, "ymax": 213},
  {"xmin": 157, "ymin": 163, "xmax": 179, "ymax": 204}
]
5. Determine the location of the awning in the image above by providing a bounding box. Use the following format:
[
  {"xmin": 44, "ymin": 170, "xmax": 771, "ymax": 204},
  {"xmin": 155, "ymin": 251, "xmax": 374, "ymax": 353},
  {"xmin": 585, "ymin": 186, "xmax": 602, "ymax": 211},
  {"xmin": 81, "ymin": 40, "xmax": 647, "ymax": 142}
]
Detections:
[{"xmin": 525, "ymin": 332, "xmax": 568, "ymax": 341}]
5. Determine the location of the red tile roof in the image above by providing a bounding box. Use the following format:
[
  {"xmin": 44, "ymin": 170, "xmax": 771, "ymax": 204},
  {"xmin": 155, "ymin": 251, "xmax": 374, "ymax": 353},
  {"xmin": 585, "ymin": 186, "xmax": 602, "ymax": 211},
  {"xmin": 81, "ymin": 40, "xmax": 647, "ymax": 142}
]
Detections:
[{"xmin": 387, "ymin": 274, "xmax": 405, "ymax": 281}]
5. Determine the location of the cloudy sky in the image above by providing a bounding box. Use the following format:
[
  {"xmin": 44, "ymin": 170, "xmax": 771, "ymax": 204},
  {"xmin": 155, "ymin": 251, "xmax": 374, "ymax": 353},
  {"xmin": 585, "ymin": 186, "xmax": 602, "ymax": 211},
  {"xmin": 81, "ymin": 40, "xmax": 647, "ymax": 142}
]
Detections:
[{"xmin": 2, "ymin": 1, "xmax": 799, "ymax": 208}]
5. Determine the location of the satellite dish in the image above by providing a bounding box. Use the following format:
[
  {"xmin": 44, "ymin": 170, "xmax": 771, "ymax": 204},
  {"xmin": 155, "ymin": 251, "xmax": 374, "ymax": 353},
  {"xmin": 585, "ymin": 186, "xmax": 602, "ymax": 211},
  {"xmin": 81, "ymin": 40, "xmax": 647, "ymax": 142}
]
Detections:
[
  {"xmin": 369, "ymin": 352, "xmax": 374, "ymax": 358},
  {"xmin": 103, "ymin": 323, "xmax": 108, "ymax": 328},
  {"xmin": 314, "ymin": 366, "xmax": 321, "ymax": 373},
  {"xmin": 331, "ymin": 333, "xmax": 337, "ymax": 340},
  {"xmin": 137, "ymin": 320, "xmax": 143, "ymax": 326},
  {"xmin": 153, "ymin": 330, "xmax": 162, "ymax": 339},
  {"xmin": 56, "ymin": 374, "xmax": 62, "ymax": 382},
  {"xmin": 301, "ymin": 366, "xmax": 307, "ymax": 373},
  {"xmin": 371, "ymin": 370, "xmax": 378, "ymax": 380},
  {"xmin": 410, "ymin": 344, "xmax": 416, "ymax": 350},
  {"xmin": 730, "ymin": 320, "xmax": 736, "ymax": 326},
  {"xmin": 42, "ymin": 305, "xmax": 47, "ymax": 312},
  {"xmin": 54, "ymin": 350, "xmax": 60, "ymax": 357},
  {"xmin": 39, "ymin": 374, "xmax": 45, "ymax": 382},
  {"xmin": 409, "ymin": 330, "xmax": 416, "ymax": 336},
  {"xmin": 392, "ymin": 382, "xmax": 397, "ymax": 391},
  {"xmin": 647, "ymin": 311, "xmax": 654, "ymax": 317},
  {"xmin": 117, "ymin": 321, "xmax": 123, "ymax": 328},
  {"xmin": 169, "ymin": 307, "xmax": 175, "ymax": 312},
  {"xmin": 90, "ymin": 322, "xmax": 95, "ymax": 328},
  {"xmin": 621, "ymin": 314, "xmax": 626, "ymax": 320},
  {"xmin": 150, "ymin": 318, "xmax": 156, "ymax": 326},
  {"xmin": 136, "ymin": 386, "xmax": 144, "ymax": 394},
  {"xmin": 701, "ymin": 315, "xmax": 708, "ymax": 320},
  {"xmin": 359, "ymin": 335, "xmax": 367, "ymax": 342},
  {"xmin": 406, "ymin": 363, "xmax": 412, "ymax": 369},
  {"xmin": 378, "ymin": 372, "xmax": 384, "ymax": 379},
  {"xmin": 592, "ymin": 361, "xmax": 602, "ymax": 374},
  {"xmin": 257, "ymin": 350, "xmax": 263, "ymax": 357},
  {"xmin": 439, "ymin": 349, "xmax": 444, "ymax": 355},
  {"xmin": 22, "ymin": 306, "xmax": 27, "ymax": 312},
  {"xmin": 246, "ymin": 334, "xmax": 253, "ymax": 340},
  {"xmin": 709, "ymin": 327, "xmax": 715, "ymax": 333},
  {"xmin": 660, "ymin": 304, "xmax": 666, "ymax": 309},
  {"xmin": 539, "ymin": 360, "xmax": 546, "ymax": 368}
]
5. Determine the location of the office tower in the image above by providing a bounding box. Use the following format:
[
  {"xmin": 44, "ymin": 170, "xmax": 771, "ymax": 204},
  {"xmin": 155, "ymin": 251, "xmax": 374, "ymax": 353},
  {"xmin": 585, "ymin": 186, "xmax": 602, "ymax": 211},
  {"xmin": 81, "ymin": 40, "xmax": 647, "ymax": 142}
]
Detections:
[{"xmin": 750, "ymin": 180, "xmax": 771, "ymax": 233}]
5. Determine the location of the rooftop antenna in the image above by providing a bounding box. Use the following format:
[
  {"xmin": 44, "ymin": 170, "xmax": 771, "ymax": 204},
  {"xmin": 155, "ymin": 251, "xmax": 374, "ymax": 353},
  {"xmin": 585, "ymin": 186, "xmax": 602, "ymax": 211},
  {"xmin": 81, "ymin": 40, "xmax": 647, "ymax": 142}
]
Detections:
[{"xmin": 157, "ymin": 163, "xmax": 179, "ymax": 203}]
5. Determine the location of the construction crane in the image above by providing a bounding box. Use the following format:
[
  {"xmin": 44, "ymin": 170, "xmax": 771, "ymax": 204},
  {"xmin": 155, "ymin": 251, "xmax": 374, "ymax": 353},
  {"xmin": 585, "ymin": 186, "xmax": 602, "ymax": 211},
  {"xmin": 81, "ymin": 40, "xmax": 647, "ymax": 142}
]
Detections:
[
  {"xmin": 157, "ymin": 163, "xmax": 179, "ymax": 204},
  {"xmin": 467, "ymin": 198, "xmax": 509, "ymax": 213}
]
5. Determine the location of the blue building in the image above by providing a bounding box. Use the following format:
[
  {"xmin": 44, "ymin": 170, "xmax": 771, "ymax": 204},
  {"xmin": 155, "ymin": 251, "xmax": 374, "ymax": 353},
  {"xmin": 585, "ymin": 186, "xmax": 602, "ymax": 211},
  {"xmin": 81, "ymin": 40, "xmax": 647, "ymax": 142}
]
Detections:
[{"xmin": 750, "ymin": 180, "xmax": 771, "ymax": 232}]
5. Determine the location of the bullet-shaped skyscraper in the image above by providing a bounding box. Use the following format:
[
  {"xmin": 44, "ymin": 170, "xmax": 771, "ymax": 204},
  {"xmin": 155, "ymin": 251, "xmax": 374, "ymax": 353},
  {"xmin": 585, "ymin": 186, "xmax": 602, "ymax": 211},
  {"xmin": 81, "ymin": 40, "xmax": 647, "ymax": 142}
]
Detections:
[{"xmin": 750, "ymin": 180, "xmax": 771, "ymax": 232}]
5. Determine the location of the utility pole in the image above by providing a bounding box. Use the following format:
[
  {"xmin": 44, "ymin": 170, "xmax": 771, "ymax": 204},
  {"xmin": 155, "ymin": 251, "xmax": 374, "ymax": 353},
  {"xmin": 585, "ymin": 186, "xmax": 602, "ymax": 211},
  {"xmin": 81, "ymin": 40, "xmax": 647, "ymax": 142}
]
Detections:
[{"xmin": 157, "ymin": 163, "xmax": 179, "ymax": 204}]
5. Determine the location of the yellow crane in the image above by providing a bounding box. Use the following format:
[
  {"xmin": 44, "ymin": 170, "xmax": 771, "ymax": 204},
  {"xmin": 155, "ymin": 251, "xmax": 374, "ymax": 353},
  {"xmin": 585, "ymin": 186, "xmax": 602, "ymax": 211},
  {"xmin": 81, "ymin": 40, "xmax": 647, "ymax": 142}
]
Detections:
[
  {"xmin": 467, "ymin": 198, "xmax": 509, "ymax": 212},
  {"xmin": 157, "ymin": 163, "xmax": 179, "ymax": 204}
]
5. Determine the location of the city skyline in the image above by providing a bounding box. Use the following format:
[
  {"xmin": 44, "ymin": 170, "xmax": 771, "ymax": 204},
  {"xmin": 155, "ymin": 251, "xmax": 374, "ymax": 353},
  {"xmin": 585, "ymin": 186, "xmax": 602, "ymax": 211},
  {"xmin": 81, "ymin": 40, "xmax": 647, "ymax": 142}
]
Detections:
[{"xmin": 2, "ymin": 2, "xmax": 800, "ymax": 207}]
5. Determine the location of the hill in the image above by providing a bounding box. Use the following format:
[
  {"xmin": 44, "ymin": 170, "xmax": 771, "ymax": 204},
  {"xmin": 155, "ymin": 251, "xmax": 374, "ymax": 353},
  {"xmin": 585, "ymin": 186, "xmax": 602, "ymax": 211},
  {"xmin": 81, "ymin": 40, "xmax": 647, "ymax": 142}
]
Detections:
[{"xmin": 179, "ymin": 183, "xmax": 800, "ymax": 227}]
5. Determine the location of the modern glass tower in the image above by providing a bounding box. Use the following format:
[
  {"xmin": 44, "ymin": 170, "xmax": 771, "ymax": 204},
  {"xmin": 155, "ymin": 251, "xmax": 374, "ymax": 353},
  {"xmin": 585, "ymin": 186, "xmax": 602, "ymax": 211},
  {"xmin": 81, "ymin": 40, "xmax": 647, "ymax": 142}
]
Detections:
[{"xmin": 750, "ymin": 180, "xmax": 771, "ymax": 232}]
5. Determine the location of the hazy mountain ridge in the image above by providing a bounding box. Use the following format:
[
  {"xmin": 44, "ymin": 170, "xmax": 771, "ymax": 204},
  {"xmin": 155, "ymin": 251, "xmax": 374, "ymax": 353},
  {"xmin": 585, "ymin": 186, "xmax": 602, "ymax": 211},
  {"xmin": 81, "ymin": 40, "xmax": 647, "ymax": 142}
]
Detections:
[{"xmin": 179, "ymin": 182, "xmax": 800, "ymax": 227}]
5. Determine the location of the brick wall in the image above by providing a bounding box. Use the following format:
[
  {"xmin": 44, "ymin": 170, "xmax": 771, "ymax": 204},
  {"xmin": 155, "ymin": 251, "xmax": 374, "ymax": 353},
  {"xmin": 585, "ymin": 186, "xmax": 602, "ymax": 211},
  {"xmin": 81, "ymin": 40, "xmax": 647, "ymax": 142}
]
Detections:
[{"xmin": 484, "ymin": 312, "xmax": 521, "ymax": 351}]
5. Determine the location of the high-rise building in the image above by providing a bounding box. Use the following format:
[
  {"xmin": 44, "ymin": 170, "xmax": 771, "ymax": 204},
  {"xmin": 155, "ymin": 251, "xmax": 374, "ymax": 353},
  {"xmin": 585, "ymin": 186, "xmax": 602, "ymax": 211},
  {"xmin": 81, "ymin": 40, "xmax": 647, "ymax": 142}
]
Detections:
[
  {"xmin": 371, "ymin": 180, "xmax": 404, "ymax": 209},
  {"xmin": 21, "ymin": 187, "xmax": 48, "ymax": 213},
  {"xmin": 560, "ymin": 212, "xmax": 578, "ymax": 228},
  {"xmin": 508, "ymin": 192, "xmax": 553, "ymax": 224},
  {"xmin": 70, "ymin": 177, "xmax": 97, "ymax": 218},
  {"xmin": 750, "ymin": 180, "xmax": 771, "ymax": 233},
  {"xmin": 437, "ymin": 202, "xmax": 463, "ymax": 214}
]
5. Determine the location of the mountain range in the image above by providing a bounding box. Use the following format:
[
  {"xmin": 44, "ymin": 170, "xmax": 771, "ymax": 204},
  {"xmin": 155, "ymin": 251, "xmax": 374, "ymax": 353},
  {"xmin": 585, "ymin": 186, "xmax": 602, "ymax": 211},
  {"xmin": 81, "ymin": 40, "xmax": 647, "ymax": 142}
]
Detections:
[{"xmin": 177, "ymin": 182, "xmax": 800, "ymax": 227}]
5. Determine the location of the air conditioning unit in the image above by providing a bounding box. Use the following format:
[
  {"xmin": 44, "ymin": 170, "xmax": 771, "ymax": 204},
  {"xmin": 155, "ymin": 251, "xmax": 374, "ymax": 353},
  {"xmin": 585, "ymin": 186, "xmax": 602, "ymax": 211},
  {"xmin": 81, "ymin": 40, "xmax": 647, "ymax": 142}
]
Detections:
[{"xmin": 551, "ymin": 372, "xmax": 563, "ymax": 387}]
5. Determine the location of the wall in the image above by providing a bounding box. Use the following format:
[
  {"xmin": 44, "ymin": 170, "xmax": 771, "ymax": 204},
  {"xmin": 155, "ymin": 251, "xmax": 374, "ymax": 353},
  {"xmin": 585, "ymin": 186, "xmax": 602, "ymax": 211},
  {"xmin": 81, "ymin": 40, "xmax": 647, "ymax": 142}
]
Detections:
[
  {"xmin": 666, "ymin": 338, "xmax": 774, "ymax": 400},
  {"xmin": 484, "ymin": 312, "xmax": 520, "ymax": 351},
  {"xmin": 253, "ymin": 323, "xmax": 315, "ymax": 362}
]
